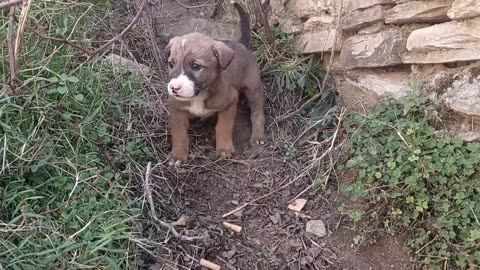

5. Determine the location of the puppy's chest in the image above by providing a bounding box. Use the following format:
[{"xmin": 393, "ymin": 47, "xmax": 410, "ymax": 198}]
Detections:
[{"xmin": 183, "ymin": 95, "xmax": 215, "ymax": 117}]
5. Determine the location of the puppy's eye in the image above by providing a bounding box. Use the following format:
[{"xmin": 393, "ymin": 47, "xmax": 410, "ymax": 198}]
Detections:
[
  {"xmin": 168, "ymin": 61, "xmax": 174, "ymax": 69},
  {"xmin": 191, "ymin": 63, "xmax": 202, "ymax": 71}
]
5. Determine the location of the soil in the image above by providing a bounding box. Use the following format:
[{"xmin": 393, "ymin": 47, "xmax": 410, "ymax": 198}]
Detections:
[
  {"xmin": 112, "ymin": 1, "xmax": 416, "ymax": 269},
  {"xmin": 141, "ymin": 96, "xmax": 414, "ymax": 270}
]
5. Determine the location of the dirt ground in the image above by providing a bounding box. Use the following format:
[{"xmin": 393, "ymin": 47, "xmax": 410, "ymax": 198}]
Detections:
[
  {"xmin": 140, "ymin": 95, "xmax": 414, "ymax": 270},
  {"xmin": 110, "ymin": 1, "xmax": 416, "ymax": 269}
]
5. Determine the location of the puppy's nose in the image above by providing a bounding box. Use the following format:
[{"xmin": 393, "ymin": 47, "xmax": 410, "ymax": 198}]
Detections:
[{"xmin": 170, "ymin": 84, "xmax": 181, "ymax": 94}]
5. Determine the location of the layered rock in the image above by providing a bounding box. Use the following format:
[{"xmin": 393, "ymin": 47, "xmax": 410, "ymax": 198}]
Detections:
[
  {"xmin": 442, "ymin": 76, "xmax": 480, "ymax": 118},
  {"xmin": 403, "ymin": 18, "xmax": 480, "ymax": 64},
  {"xmin": 340, "ymin": 28, "xmax": 406, "ymax": 69},
  {"xmin": 385, "ymin": 1, "xmax": 453, "ymax": 24},
  {"xmin": 294, "ymin": 30, "xmax": 342, "ymax": 54},
  {"xmin": 447, "ymin": 0, "xmax": 480, "ymax": 20},
  {"xmin": 267, "ymin": 0, "xmax": 480, "ymax": 140},
  {"xmin": 304, "ymin": 16, "xmax": 335, "ymax": 32},
  {"xmin": 342, "ymin": 5, "xmax": 386, "ymax": 31},
  {"xmin": 286, "ymin": 0, "xmax": 329, "ymax": 18},
  {"xmin": 349, "ymin": 0, "xmax": 395, "ymax": 11},
  {"xmin": 337, "ymin": 70, "xmax": 412, "ymax": 112}
]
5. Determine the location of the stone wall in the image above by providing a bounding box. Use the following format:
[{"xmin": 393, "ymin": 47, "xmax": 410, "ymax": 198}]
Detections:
[{"xmin": 269, "ymin": 0, "xmax": 480, "ymax": 140}]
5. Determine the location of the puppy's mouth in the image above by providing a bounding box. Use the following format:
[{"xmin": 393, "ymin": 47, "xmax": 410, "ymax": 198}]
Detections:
[
  {"xmin": 171, "ymin": 88, "xmax": 202, "ymax": 100},
  {"xmin": 173, "ymin": 95, "xmax": 194, "ymax": 101}
]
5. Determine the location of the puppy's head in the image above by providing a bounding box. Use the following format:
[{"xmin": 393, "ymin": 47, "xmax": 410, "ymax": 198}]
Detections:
[{"xmin": 165, "ymin": 33, "xmax": 234, "ymax": 100}]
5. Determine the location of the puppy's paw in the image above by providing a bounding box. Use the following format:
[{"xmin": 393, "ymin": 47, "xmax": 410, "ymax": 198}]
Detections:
[
  {"xmin": 216, "ymin": 144, "xmax": 235, "ymax": 159},
  {"xmin": 250, "ymin": 135, "xmax": 267, "ymax": 146},
  {"xmin": 247, "ymin": 136, "xmax": 267, "ymax": 159},
  {"xmin": 167, "ymin": 152, "xmax": 188, "ymax": 166}
]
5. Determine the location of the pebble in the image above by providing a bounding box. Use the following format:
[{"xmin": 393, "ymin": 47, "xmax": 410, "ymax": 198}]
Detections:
[{"xmin": 306, "ymin": 219, "xmax": 327, "ymax": 238}]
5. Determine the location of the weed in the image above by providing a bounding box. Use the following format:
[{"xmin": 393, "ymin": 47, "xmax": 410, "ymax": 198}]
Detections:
[
  {"xmin": 1, "ymin": 1, "xmax": 154, "ymax": 269},
  {"xmin": 340, "ymin": 96, "xmax": 480, "ymax": 269},
  {"xmin": 252, "ymin": 29, "xmax": 319, "ymax": 96},
  {"xmin": 251, "ymin": 28, "xmax": 337, "ymax": 119}
]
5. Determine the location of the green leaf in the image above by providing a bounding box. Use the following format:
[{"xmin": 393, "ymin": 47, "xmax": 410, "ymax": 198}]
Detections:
[
  {"xmin": 468, "ymin": 229, "xmax": 480, "ymax": 242},
  {"xmin": 56, "ymin": 86, "xmax": 68, "ymax": 94},
  {"xmin": 67, "ymin": 76, "xmax": 80, "ymax": 83},
  {"xmin": 74, "ymin": 94, "xmax": 84, "ymax": 101},
  {"xmin": 31, "ymin": 159, "xmax": 47, "ymax": 173},
  {"xmin": 46, "ymin": 77, "xmax": 59, "ymax": 83}
]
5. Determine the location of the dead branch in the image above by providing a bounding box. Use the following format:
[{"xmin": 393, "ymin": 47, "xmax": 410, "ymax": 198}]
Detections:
[
  {"xmin": 29, "ymin": 28, "xmax": 94, "ymax": 57},
  {"xmin": 0, "ymin": 0, "xmax": 22, "ymax": 10},
  {"xmin": 84, "ymin": 0, "xmax": 147, "ymax": 63},
  {"xmin": 144, "ymin": 162, "xmax": 205, "ymax": 241},
  {"xmin": 277, "ymin": 1, "xmax": 344, "ymax": 123},
  {"xmin": 7, "ymin": 6, "xmax": 17, "ymax": 87},
  {"xmin": 253, "ymin": 0, "xmax": 274, "ymax": 47},
  {"xmin": 135, "ymin": 0, "xmax": 163, "ymax": 71},
  {"xmin": 14, "ymin": 0, "xmax": 33, "ymax": 63}
]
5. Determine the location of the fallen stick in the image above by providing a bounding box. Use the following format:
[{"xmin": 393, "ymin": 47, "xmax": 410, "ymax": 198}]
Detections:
[
  {"xmin": 0, "ymin": 0, "xmax": 23, "ymax": 10},
  {"xmin": 144, "ymin": 162, "xmax": 205, "ymax": 241},
  {"xmin": 84, "ymin": 0, "xmax": 147, "ymax": 63},
  {"xmin": 223, "ymin": 222, "xmax": 242, "ymax": 233},
  {"xmin": 14, "ymin": 0, "xmax": 33, "ymax": 62},
  {"xmin": 199, "ymin": 259, "xmax": 221, "ymax": 270},
  {"xmin": 7, "ymin": 6, "xmax": 17, "ymax": 87}
]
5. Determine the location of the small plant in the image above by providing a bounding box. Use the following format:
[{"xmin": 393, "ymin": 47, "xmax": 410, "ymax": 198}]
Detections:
[
  {"xmin": 252, "ymin": 29, "xmax": 320, "ymax": 99},
  {"xmin": 340, "ymin": 96, "xmax": 480, "ymax": 269},
  {"xmin": 279, "ymin": 135, "xmax": 299, "ymax": 161},
  {"xmin": 251, "ymin": 28, "xmax": 337, "ymax": 120}
]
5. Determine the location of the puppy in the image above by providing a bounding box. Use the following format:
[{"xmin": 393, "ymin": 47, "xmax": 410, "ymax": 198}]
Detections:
[{"xmin": 165, "ymin": 1, "xmax": 266, "ymax": 166}]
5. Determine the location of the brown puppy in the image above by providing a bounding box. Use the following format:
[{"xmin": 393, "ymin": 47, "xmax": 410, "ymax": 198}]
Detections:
[{"xmin": 165, "ymin": 1, "xmax": 266, "ymax": 166}]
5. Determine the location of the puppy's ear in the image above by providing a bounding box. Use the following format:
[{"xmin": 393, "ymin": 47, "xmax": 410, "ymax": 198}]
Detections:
[
  {"xmin": 213, "ymin": 42, "xmax": 234, "ymax": 70},
  {"xmin": 165, "ymin": 37, "xmax": 179, "ymax": 57}
]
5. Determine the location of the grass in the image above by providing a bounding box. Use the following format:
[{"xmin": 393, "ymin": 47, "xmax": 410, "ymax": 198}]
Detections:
[
  {"xmin": 0, "ymin": 2, "xmax": 341, "ymax": 269},
  {"xmin": 1, "ymin": 1, "xmax": 156, "ymax": 269},
  {"xmin": 340, "ymin": 96, "xmax": 480, "ymax": 269}
]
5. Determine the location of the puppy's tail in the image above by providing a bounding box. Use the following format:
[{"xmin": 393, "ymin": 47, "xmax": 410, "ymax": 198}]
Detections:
[{"xmin": 231, "ymin": 1, "xmax": 251, "ymax": 48}]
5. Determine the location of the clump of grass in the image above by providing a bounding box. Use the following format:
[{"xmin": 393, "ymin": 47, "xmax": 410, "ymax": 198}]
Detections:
[
  {"xmin": 1, "ymin": 1, "xmax": 155, "ymax": 269},
  {"xmin": 251, "ymin": 28, "xmax": 337, "ymax": 119},
  {"xmin": 340, "ymin": 96, "xmax": 480, "ymax": 269}
]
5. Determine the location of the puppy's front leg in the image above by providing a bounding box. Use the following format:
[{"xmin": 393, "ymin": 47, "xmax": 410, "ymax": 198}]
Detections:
[
  {"xmin": 215, "ymin": 101, "xmax": 237, "ymax": 158},
  {"xmin": 169, "ymin": 109, "xmax": 190, "ymax": 166}
]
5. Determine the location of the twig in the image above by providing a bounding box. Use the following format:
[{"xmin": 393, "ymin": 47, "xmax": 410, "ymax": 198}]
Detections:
[
  {"xmin": 136, "ymin": 0, "xmax": 164, "ymax": 71},
  {"xmin": 29, "ymin": 28, "xmax": 94, "ymax": 57},
  {"xmin": 14, "ymin": 0, "xmax": 33, "ymax": 64},
  {"xmin": 144, "ymin": 162, "xmax": 205, "ymax": 241},
  {"xmin": 0, "ymin": 0, "xmax": 22, "ymax": 10},
  {"xmin": 84, "ymin": 0, "xmax": 147, "ymax": 63},
  {"xmin": 277, "ymin": 0, "xmax": 344, "ymax": 123},
  {"xmin": 253, "ymin": 0, "xmax": 274, "ymax": 47},
  {"xmin": 7, "ymin": 6, "xmax": 17, "ymax": 88}
]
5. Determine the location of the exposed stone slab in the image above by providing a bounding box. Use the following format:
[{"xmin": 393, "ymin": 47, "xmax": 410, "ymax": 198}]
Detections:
[
  {"xmin": 442, "ymin": 76, "xmax": 480, "ymax": 118},
  {"xmin": 337, "ymin": 69, "xmax": 412, "ymax": 112},
  {"xmin": 304, "ymin": 16, "xmax": 335, "ymax": 32},
  {"xmin": 342, "ymin": 5, "xmax": 386, "ymax": 31},
  {"xmin": 448, "ymin": 0, "xmax": 480, "ymax": 20},
  {"xmin": 294, "ymin": 30, "xmax": 342, "ymax": 53},
  {"xmin": 340, "ymin": 28, "xmax": 406, "ymax": 69},
  {"xmin": 404, "ymin": 18, "xmax": 480, "ymax": 63},
  {"xmin": 349, "ymin": 0, "xmax": 395, "ymax": 11},
  {"xmin": 286, "ymin": 0, "xmax": 329, "ymax": 18},
  {"xmin": 385, "ymin": 1, "xmax": 453, "ymax": 24}
]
